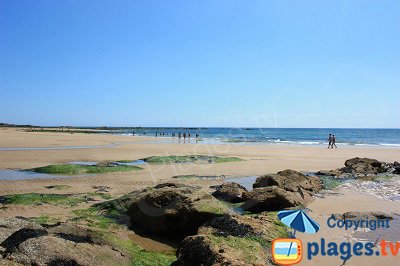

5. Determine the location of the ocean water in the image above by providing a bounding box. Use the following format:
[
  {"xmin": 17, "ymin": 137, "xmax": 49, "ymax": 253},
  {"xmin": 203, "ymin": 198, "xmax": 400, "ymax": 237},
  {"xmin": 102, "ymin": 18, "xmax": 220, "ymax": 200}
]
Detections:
[{"xmin": 115, "ymin": 128, "xmax": 400, "ymax": 147}]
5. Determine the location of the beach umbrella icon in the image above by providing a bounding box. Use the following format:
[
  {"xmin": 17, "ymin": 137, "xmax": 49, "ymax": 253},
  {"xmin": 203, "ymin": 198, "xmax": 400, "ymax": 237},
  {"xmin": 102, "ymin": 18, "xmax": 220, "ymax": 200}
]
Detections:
[{"xmin": 278, "ymin": 209, "xmax": 320, "ymax": 256}]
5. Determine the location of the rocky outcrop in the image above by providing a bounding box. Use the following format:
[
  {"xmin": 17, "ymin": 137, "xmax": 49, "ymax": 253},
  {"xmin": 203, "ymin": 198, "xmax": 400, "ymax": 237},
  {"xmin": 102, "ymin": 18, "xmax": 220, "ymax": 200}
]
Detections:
[
  {"xmin": 174, "ymin": 213, "xmax": 288, "ymax": 266},
  {"xmin": 253, "ymin": 169, "xmax": 323, "ymax": 192},
  {"xmin": 211, "ymin": 182, "xmax": 247, "ymax": 203},
  {"xmin": 198, "ymin": 213, "xmax": 287, "ymax": 241},
  {"xmin": 334, "ymin": 211, "xmax": 394, "ymax": 221},
  {"xmin": 316, "ymin": 158, "xmax": 400, "ymax": 178},
  {"xmin": 241, "ymin": 186, "xmax": 309, "ymax": 212},
  {"xmin": 127, "ymin": 183, "xmax": 228, "ymax": 238},
  {"xmin": 173, "ymin": 234, "xmax": 270, "ymax": 266},
  {"xmin": 0, "ymin": 218, "xmax": 130, "ymax": 266},
  {"xmin": 342, "ymin": 158, "xmax": 384, "ymax": 175},
  {"xmin": 239, "ymin": 170, "xmax": 322, "ymax": 212}
]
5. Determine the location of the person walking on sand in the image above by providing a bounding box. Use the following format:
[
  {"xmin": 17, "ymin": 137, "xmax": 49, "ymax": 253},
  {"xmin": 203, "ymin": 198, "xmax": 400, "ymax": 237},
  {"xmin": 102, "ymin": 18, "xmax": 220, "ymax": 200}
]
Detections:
[
  {"xmin": 332, "ymin": 134, "xmax": 337, "ymax": 148},
  {"xmin": 183, "ymin": 133, "xmax": 186, "ymax": 142},
  {"xmin": 328, "ymin": 134, "xmax": 332, "ymax": 148}
]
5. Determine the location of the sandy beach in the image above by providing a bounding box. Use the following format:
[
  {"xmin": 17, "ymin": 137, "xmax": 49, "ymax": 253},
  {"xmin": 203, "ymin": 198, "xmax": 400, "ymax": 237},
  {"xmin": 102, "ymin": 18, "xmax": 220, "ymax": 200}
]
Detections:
[{"xmin": 0, "ymin": 128, "xmax": 399, "ymax": 265}]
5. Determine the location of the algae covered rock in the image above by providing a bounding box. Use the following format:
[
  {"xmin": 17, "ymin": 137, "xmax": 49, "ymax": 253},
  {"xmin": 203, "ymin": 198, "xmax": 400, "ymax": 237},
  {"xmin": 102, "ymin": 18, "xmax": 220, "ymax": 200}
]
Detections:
[
  {"xmin": 174, "ymin": 213, "xmax": 287, "ymax": 265},
  {"xmin": 127, "ymin": 183, "xmax": 229, "ymax": 238},
  {"xmin": 241, "ymin": 186, "xmax": 309, "ymax": 212},
  {"xmin": 0, "ymin": 218, "xmax": 130, "ymax": 266},
  {"xmin": 173, "ymin": 234, "xmax": 271, "ymax": 266},
  {"xmin": 211, "ymin": 182, "xmax": 247, "ymax": 203},
  {"xmin": 253, "ymin": 169, "xmax": 323, "ymax": 192}
]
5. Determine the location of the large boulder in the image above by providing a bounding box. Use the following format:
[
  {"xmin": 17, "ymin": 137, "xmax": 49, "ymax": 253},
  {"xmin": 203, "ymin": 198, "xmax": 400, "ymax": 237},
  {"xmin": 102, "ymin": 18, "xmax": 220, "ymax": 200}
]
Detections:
[
  {"xmin": 240, "ymin": 186, "xmax": 308, "ymax": 212},
  {"xmin": 0, "ymin": 218, "xmax": 130, "ymax": 266},
  {"xmin": 198, "ymin": 213, "xmax": 287, "ymax": 242},
  {"xmin": 316, "ymin": 158, "xmax": 400, "ymax": 179},
  {"xmin": 253, "ymin": 169, "xmax": 323, "ymax": 192},
  {"xmin": 6, "ymin": 235, "xmax": 128, "ymax": 266},
  {"xmin": 0, "ymin": 218, "xmax": 43, "ymax": 245},
  {"xmin": 174, "ymin": 213, "xmax": 288, "ymax": 266},
  {"xmin": 342, "ymin": 157, "xmax": 383, "ymax": 175},
  {"xmin": 172, "ymin": 234, "xmax": 271, "ymax": 266},
  {"xmin": 338, "ymin": 211, "xmax": 393, "ymax": 221},
  {"xmin": 127, "ymin": 183, "xmax": 229, "ymax": 238},
  {"xmin": 212, "ymin": 182, "xmax": 247, "ymax": 203}
]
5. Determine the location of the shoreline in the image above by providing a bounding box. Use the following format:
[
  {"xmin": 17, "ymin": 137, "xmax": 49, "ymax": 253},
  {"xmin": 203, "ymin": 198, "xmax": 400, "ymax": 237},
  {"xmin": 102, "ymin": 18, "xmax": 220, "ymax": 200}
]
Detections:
[{"xmin": 2, "ymin": 127, "xmax": 400, "ymax": 148}]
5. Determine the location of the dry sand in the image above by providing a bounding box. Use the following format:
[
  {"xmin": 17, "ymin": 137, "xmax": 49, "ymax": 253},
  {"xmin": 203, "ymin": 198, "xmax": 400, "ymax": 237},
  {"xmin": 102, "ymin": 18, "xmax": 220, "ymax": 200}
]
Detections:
[{"xmin": 0, "ymin": 127, "xmax": 399, "ymax": 265}]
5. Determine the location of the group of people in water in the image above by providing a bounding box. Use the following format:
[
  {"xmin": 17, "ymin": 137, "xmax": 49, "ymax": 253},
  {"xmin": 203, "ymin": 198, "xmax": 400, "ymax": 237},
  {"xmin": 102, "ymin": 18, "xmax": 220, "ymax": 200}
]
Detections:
[
  {"xmin": 155, "ymin": 131, "xmax": 199, "ymax": 143},
  {"xmin": 328, "ymin": 134, "xmax": 337, "ymax": 148}
]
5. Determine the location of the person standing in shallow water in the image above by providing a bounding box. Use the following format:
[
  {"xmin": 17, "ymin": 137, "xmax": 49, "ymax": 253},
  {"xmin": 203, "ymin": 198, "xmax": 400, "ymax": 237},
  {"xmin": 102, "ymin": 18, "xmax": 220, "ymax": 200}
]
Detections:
[
  {"xmin": 328, "ymin": 134, "xmax": 332, "ymax": 148},
  {"xmin": 332, "ymin": 134, "xmax": 337, "ymax": 148}
]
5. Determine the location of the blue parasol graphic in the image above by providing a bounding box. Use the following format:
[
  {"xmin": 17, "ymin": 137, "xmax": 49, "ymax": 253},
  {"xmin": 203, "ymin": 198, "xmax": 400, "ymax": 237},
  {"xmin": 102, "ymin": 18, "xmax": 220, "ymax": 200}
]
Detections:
[{"xmin": 278, "ymin": 209, "xmax": 320, "ymax": 256}]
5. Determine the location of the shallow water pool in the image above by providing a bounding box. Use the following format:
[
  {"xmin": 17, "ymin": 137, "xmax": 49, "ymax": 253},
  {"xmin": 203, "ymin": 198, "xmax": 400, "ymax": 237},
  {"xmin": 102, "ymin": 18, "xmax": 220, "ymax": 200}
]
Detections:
[
  {"xmin": 225, "ymin": 176, "xmax": 258, "ymax": 191},
  {"xmin": 0, "ymin": 170, "xmax": 73, "ymax": 181}
]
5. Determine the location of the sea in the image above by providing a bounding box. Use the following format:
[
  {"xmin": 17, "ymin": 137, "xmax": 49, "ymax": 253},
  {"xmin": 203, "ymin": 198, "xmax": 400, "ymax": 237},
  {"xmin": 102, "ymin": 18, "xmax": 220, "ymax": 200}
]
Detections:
[{"xmin": 113, "ymin": 128, "xmax": 400, "ymax": 147}]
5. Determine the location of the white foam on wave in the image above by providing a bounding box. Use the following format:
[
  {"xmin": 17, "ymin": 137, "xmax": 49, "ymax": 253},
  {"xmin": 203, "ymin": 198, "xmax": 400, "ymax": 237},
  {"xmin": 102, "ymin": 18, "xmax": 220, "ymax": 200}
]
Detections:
[
  {"xmin": 341, "ymin": 176, "xmax": 400, "ymax": 201},
  {"xmin": 379, "ymin": 143, "xmax": 400, "ymax": 147}
]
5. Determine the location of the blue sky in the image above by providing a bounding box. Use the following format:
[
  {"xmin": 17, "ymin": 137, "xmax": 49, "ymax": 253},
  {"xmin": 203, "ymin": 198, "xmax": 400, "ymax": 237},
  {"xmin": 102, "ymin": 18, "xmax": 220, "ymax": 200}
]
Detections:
[{"xmin": 1, "ymin": 0, "xmax": 399, "ymax": 128}]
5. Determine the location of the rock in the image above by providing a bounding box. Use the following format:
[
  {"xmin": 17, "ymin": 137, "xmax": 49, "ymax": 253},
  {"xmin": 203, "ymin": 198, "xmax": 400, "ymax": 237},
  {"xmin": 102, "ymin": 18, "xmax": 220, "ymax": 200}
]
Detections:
[
  {"xmin": 1, "ymin": 228, "xmax": 48, "ymax": 254},
  {"xmin": 198, "ymin": 213, "xmax": 287, "ymax": 242},
  {"xmin": 46, "ymin": 223, "xmax": 114, "ymax": 247},
  {"xmin": 342, "ymin": 211, "xmax": 393, "ymax": 221},
  {"xmin": 6, "ymin": 235, "xmax": 128, "ymax": 266},
  {"xmin": 316, "ymin": 158, "xmax": 400, "ymax": 178},
  {"xmin": 239, "ymin": 170, "xmax": 323, "ymax": 212},
  {"xmin": 341, "ymin": 157, "xmax": 384, "ymax": 175},
  {"xmin": 315, "ymin": 169, "xmax": 343, "ymax": 177},
  {"xmin": 0, "ymin": 219, "xmax": 130, "ymax": 266},
  {"xmin": 253, "ymin": 169, "xmax": 323, "ymax": 192},
  {"xmin": 0, "ymin": 259, "xmax": 22, "ymax": 266},
  {"xmin": 173, "ymin": 234, "xmax": 271, "ymax": 266},
  {"xmin": 392, "ymin": 162, "xmax": 400, "ymax": 174},
  {"xmin": 241, "ymin": 186, "xmax": 308, "ymax": 212},
  {"xmin": 127, "ymin": 183, "xmax": 228, "ymax": 238},
  {"xmin": 212, "ymin": 182, "xmax": 247, "ymax": 203},
  {"xmin": 0, "ymin": 218, "xmax": 43, "ymax": 244}
]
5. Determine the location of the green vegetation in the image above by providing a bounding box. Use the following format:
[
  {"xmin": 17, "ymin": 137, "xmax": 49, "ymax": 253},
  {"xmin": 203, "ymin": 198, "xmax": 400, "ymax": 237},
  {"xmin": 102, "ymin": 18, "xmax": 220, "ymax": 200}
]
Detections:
[
  {"xmin": 33, "ymin": 215, "xmax": 60, "ymax": 225},
  {"xmin": 320, "ymin": 176, "xmax": 344, "ymax": 190},
  {"xmin": 98, "ymin": 231, "xmax": 176, "ymax": 266},
  {"xmin": 44, "ymin": 184, "xmax": 72, "ymax": 190},
  {"xmin": 70, "ymin": 208, "xmax": 117, "ymax": 229},
  {"xmin": 115, "ymin": 160, "xmax": 135, "ymax": 163},
  {"xmin": 29, "ymin": 163, "xmax": 142, "ymax": 175},
  {"xmin": 209, "ymin": 235, "xmax": 265, "ymax": 264},
  {"xmin": 69, "ymin": 200, "xmax": 175, "ymax": 265},
  {"xmin": 143, "ymin": 155, "xmax": 242, "ymax": 164},
  {"xmin": 70, "ymin": 197, "xmax": 130, "ymax": 229},
  {"xmin": 194, "ymin": 199, "xmax": 228, "ymax": 215},
  {"xmin": 259, "ymin": 211, "xmax": 289, "ymax": 239},
  {"xmin": 88, "ymin": 192, "xmax": 113, "ymax": 200},
  {"xmin": 172, "ymin": 175, "xmax": 198, "ymax": 179},
  {"xmin": 0, "ymin": 193, "xmax": 87, "ymax": 206},
  {"xmin": 172, "ymin": 174, "xmax": 227, "ymax": 179},
  {"xmin": 0, "ymin": 192, "xmax": 113, "ymax": 207}
]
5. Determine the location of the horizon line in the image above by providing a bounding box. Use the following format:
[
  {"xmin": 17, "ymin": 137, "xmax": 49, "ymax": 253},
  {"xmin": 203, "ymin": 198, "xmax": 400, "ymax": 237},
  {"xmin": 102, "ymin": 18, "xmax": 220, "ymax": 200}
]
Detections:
[{"xmin": 1, "ymin": 123, "xmax": 399, "ymax": 130}]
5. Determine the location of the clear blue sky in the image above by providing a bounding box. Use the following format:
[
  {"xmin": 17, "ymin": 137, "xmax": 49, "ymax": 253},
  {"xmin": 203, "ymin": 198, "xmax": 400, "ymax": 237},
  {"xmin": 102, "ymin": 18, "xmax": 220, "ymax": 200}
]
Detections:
[{"xmin": 1, "ymin": 0, "xmax": 399, "ymax": 128}]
